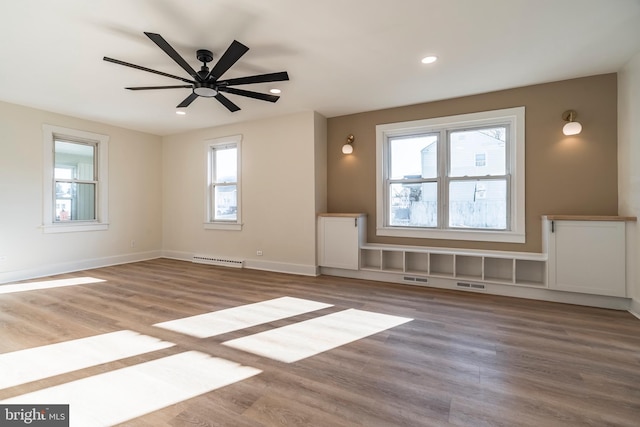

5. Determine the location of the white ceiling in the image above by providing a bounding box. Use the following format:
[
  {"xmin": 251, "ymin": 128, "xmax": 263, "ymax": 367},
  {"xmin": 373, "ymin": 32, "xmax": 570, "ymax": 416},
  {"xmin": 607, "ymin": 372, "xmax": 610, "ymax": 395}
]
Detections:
[{"xmin": 1, "ymin": 0, "xmax": 639, "ymax": 136}]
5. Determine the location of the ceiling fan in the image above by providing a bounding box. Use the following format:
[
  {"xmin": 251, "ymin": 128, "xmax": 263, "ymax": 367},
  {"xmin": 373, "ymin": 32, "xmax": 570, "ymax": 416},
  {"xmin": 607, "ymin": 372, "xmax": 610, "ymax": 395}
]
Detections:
[{"xmin": 103, "ymin": 32, "xmax": 289, "ymax": 112}]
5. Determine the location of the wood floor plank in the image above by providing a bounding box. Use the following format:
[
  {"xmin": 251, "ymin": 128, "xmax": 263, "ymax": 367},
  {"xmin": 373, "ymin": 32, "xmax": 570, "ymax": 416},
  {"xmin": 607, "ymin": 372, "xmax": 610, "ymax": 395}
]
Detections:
[{"xmin": 0, "ymin": 258, "xmax": 639, "ymax": 426}]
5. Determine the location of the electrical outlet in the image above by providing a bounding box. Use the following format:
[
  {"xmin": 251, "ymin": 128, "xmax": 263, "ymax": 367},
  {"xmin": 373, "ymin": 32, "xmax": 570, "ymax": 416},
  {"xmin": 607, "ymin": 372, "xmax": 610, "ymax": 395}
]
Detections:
[
  {"xmin": 130, "ymin": 240, "xmax": 136, "ymax": 248},
  {"xmin": 256, "ymin": 250, "xmax": 263, "ymax": 256},
  {"xmin": 0, "ymin": 255, "xmax": 7, "ymax": 263}
]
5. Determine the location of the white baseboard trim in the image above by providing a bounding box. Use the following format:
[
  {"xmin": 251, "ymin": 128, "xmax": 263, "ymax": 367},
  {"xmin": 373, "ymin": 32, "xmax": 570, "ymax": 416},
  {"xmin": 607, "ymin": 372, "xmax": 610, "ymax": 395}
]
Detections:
[
  {"xmin": 630, "ymin": 297, "xmax": 640, "ymax": 320},
  {"xmin": 160, "ymin": 250, "xmax": 192, "ymax": 262},
  {"xmin": 319, "ymin": 267, "xmax": 632, "ymax": 311},
  {"xmin": 161, "ymin": 250, "xmax": 319, "ymax": 277},
  {"xmin": 244, "ymin": 259, "xmax": 319, "ymax": 276},
  {"xmin": 0, "ymin": 251, "xmax": 162, "ymax": 285}
]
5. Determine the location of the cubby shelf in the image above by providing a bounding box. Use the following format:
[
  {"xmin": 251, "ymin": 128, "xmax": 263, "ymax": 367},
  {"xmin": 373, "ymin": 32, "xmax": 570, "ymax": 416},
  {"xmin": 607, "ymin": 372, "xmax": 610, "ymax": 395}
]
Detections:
[
  {"xmin": 319, "ymin": 214, "xmax": 635, "ymax": 303},
  {"xmin": 359, "ymin": 244, "xmax": 547, "ymax": 288}
]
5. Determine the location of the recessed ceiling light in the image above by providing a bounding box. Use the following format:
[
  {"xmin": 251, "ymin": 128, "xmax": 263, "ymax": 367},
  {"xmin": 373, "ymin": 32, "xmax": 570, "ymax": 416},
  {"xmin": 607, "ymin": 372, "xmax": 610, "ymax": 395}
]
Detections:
[
  {"xmin": 269, "ymin": 88, "xmax": 282, "ymax": 94},
  {"xmin": 176, "ymin": 111, "xmax": 186, "ymax": 115},
  {"xmin": 421, "ymin": 55, "xmax": 438, "ymax": 64}
]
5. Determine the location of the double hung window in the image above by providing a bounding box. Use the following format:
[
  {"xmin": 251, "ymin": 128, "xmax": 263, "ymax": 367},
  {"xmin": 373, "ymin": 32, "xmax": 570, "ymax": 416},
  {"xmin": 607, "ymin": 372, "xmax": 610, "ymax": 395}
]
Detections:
[
  {"xmin": 205, "ymin": 135, "xmax": 242, "ymax": 230},
  {"xmin": 42, "ymin": 125, "xmax": 109, "ymax": 233},
  {"xmin": 54, "ymin": 140, "xmax": 97, "ymax": 222},
  {"xmin": 376, "ymin": 107, "xmax": 525, "ymax": 243}
]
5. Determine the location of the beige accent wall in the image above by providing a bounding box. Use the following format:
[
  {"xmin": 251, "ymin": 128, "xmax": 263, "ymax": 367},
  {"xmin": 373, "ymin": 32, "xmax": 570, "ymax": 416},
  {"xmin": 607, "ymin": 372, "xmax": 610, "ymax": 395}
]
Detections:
[
  {"xmin": 618, "ymin": 52, "xmax": 640, "ymax": 304},
  {"xmin": 0, "ymin": 100, "xmax": 163, "ymax": 281},
  {"xmin": 162, "ymin": 111, "xmax": 325, "ymax": 273},
  {"xmin": 327, "ymin": 74, "xmax": 618, "ymax": 253}
]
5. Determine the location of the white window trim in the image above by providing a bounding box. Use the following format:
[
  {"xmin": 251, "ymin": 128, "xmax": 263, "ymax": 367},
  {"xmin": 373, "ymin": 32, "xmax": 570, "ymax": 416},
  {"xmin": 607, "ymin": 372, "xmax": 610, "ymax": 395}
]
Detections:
[
  {"xmin": 204, "ymin": 135, "xmax": 242, "ymax": 231},
  {"xmin": 42, "ymin": 124, "xmax": 109, "ymax": 233},
  {"xmin": 376, "ymin": 107, "xmax": 525, "ymax": 243}
]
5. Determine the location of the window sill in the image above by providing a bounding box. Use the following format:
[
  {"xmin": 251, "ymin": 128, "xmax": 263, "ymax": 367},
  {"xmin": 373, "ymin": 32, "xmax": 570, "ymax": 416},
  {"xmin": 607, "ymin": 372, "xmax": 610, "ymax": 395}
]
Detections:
[
  {"xmin": 377, "ymin": 226, "xmax": 525, "ymax": 243},
  {"xmin": 204, "ymin": 222, "xmax": 243, "ymax": 231},
  {"xmin": 42, "ymin": 222, "xmax": 109, "ymax": 234}
]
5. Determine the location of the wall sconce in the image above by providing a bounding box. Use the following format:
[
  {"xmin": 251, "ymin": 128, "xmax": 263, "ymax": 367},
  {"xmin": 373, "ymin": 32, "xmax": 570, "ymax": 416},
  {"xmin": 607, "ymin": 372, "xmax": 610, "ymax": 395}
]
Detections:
[
  {"xmin": 342, "ymin": 134, "xmax": 354, "ymax": 154},
  {"xmin": 562, "ymin": 110, "xmax": 582, "ymax": 136}
]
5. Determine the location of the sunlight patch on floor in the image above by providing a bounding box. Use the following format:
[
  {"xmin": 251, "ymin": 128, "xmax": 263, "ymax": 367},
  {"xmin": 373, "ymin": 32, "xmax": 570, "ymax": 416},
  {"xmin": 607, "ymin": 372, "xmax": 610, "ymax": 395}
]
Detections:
[
  {"xmin": 0, "ymin": 277, "xmax": 106, "ymax": 294},
  {"xmin": 154, "ymin": 296, "xmax": 332, "ymax": 338},
  {"xmin": 2, "ymin": 351, "xmax": 262, "ymax": 427},
  {"xmin": 0, "ymin": 330, "xmax": 174, "ymax": 389},
  {"xmin": 223, "ymin": 308, "xmax": 412, "ymax": 363}
]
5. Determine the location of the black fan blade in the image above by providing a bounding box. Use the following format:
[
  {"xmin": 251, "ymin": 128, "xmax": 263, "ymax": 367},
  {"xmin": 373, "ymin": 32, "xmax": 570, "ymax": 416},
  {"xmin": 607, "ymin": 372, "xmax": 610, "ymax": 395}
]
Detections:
[
  {"xmin": 207, "ymin": 40, "xmax": 249, "ymax": 81},
  {"xmin": 214, "ymin": 93, "xmax": 240, "ymax": 112},
  {"xmin": 145, "ymin": 32, "xmax": 200, "ymax": 81},
  {"xmin": 177, "ymin": 92, "xmax": 199, "ymax": 108},
  {"xmin": 126, "ymin": 85, "xmax": 193, "ymax": 90},
  {"xmin": 218, "ymin": 71, "xmax": 289, "ymax": 86},
  {"xmin": 104, "ymin": 57, "xmax": 194, "ymax": 84},
  {"xmin": 219, "ymin": 87, "xmax": 280, "ymax": 103}
]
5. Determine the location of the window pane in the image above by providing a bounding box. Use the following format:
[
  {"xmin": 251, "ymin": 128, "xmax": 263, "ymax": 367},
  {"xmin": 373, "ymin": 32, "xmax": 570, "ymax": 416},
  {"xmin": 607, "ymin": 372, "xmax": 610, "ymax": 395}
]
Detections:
[
  {"xmin": 450, "ymin": 127, "xmax": 505, "ymax": 177},
  {"xmin": 55, "ymin": 167, "xmax": 73, "ymax": 179},
  {"xmin": 215, "ymin": 147, "xmax": 237, "ymax": 182},
  {"xmin": 55, "ymin": 182, "xmax": 96, "ymax": 221},
  {"xmin": 214, "ymin": 184, "xmax": 237, "ymax": 221},
  {"xmin": 448, "ymin": 180, "xmax": 507, "ymax": 229},
  {"xmin": 389, "ymin": 182, "xmax": 437, "ymax": 227},
  {"xmin": 55, "ymin": 141, "xmax": 95, "ymax": 180},
  {"xmin": 55, "ymin": 199, "xmax": 72, "ymax": 221},
  {"xmin": 390, "ymin": 135, "xmax": 438, "ymax": 179}
]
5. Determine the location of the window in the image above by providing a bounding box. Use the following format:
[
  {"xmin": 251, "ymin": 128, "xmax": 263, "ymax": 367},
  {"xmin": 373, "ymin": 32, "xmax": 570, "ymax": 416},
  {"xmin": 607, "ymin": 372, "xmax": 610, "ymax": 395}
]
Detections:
[
  {"xmin": 42, "ymin": 125, "xmax": 109, "ymax": 233},
  {"xmin": 376, "ymin": 107, "xmax": 525, "ymax": 243},
  {"xmin": 54, "ymin": 140, "xmax": 97, "ymax": 222},
  {"xmin": 205, "ymin": 135, "xmax": 242, "ymax": 230}
]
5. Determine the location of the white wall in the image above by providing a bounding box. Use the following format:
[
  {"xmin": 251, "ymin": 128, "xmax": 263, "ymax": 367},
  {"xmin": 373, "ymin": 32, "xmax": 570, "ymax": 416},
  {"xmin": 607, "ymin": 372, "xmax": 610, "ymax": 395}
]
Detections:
[
  {"xmin": 161, "ymin": 111, "xmax": 326, "ymax": 275},
  {"xmin": 618, "ymin": 50, "xmax": 640, "ymax": 314},
  {"xmin": 0, "ymin": 101, "xmax": 163, "ymax": 283}
]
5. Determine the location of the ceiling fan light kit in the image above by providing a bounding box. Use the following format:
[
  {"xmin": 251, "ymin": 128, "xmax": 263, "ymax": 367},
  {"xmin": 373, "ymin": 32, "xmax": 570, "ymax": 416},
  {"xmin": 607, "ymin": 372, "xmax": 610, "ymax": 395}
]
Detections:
[{"xmin": 103, "ymin": 32, "xmax": 289, "ymax": 112}]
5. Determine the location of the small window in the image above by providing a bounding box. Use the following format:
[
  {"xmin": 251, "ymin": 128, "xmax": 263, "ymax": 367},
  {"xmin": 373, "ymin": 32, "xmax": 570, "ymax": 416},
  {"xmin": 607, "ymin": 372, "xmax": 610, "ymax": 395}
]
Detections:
[
  {"xmin": 475, "ymin": 152, "xmax": 487, "ymax": 167},
  {"xmin": 54, "ymin": 140, "xmax": 97, "ymax": 222},
  {"xmin": 205, "ymin": 135, "xmax": 242, "ymax": 230},
  {"xmin": 42, "ymin": 125, "xmax": 109, "ymax": 233}
]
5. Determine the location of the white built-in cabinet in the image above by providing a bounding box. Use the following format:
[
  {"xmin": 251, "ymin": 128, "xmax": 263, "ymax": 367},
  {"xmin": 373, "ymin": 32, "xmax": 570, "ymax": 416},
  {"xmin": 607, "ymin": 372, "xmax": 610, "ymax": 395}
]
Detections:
[
  {"xmin": 317, "ymin": 214, "xmax": 366, "ymax": 270},
  {"xmin": 318, "ymin": 213, "xmax": 636, "ymax": 301},
  {"xmin": 544, "ymin": 215, "xmax": 635, "ymax": 297},
  {"xmin": 318, "ymin": 213, "xmax": 545, "ymax": 287}
]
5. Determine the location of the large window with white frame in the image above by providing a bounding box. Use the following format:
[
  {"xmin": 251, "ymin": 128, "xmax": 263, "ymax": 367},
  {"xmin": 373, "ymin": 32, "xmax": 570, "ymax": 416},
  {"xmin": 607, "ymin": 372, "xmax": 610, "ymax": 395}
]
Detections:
[
  {"xmin": 205, "ymin": 135, "xmax": 242, "ymax": 230},
  {"xmin": 376, "ymin": 107, "xmax": 525, "ymax": 243},
  {"xmin": 42, "ymin": 125, "xmax": 109, "ymax": 233}
]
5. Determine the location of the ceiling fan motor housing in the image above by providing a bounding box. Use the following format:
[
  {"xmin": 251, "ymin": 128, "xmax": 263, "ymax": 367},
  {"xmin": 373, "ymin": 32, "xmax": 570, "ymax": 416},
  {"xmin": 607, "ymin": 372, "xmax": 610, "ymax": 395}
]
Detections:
[{"xmin": 193, "ymin": 81, "xmax": 218, "ymax": 97}]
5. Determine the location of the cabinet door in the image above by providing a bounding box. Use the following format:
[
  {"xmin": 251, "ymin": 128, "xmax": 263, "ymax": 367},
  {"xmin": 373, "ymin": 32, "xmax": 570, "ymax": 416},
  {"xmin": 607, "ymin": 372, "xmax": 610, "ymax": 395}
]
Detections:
[
  {"xmin": 318, "ymin": 217, "xmax": 360, "ymax": 269},
  {"xmin": 548, "ymin": 220, "xmax": 626, "ymax": 297}
]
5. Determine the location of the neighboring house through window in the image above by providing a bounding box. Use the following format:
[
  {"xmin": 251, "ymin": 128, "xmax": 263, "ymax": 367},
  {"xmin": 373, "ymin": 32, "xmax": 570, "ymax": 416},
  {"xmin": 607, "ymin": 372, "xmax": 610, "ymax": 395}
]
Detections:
[
  {"xmin": 42, "ymin": 125, "xmax": 109, "ymax": 233},
  {"xmin": 205, "ymin": 135, "xmax": 242, "ymax": 230},
  {"xmin": 475, "ymin": 152, "xmax": 487, "ymax": 167},
  {"xmin": 376, "ymin": 107, "xmax": 525, "ymax": 243}
]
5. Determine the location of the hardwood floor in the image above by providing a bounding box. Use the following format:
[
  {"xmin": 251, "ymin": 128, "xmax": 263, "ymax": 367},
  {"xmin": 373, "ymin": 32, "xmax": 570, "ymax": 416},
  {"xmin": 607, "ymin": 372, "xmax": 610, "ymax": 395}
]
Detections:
[{"xmin": 1, "ymin": 258, "xmax": 639, "ymax": 426}]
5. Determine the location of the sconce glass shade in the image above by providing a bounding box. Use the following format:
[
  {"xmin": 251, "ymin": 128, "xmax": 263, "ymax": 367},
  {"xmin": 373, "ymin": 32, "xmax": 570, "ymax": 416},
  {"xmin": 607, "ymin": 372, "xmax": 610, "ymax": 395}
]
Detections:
[
  {"xmin": 342, "ymin": 143, "xmax": 353, "ymax": 154},
  {"xmin": 563, "ymin": 121, "xmax": 582, "ymax": 136}
]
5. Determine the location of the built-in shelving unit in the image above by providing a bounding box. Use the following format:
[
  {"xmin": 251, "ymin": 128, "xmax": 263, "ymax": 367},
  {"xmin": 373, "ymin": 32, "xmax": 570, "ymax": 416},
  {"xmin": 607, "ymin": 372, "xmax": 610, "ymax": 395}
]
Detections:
[
  {"xmin": 360, "ymin": 244, "xmax": 547, "ymax": 287},
  {"xmin": 318, "ymin": 213, "xmax": 636, "ymax": 310}
]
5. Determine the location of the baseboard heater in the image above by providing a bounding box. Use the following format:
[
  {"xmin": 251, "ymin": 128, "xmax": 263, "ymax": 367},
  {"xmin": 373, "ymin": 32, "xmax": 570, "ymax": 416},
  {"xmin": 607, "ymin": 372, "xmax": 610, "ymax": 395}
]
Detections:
[{"xmin": 192, "ymin": 255, "xmax": 244, "ymax": 268}]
